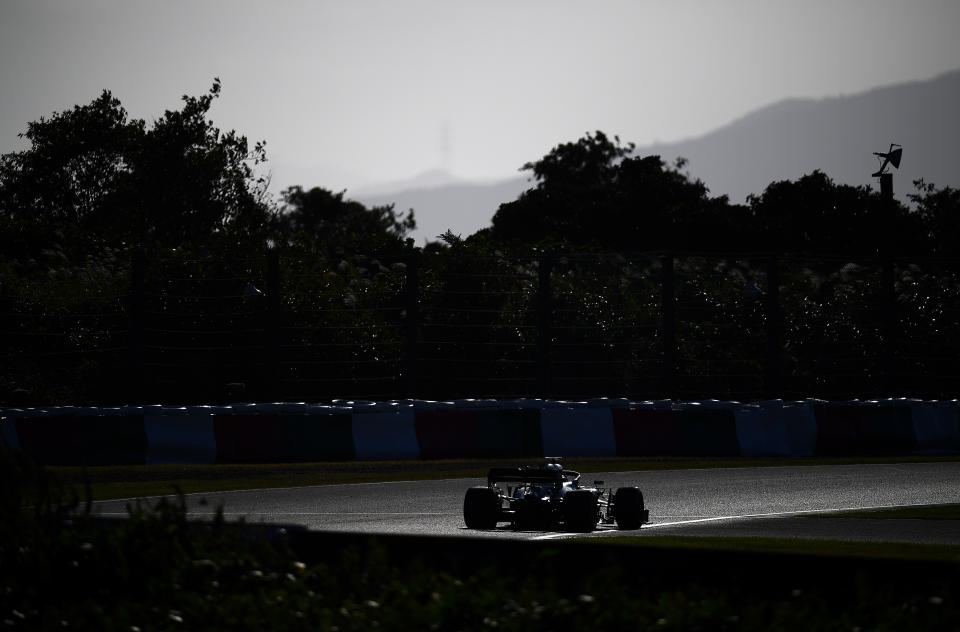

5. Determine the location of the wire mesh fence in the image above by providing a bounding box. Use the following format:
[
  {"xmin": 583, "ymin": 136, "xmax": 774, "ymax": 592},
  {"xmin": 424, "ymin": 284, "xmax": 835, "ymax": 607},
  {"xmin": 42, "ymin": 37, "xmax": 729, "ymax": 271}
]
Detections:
[{"xmin": 3, "ymin": 248, "xmax": 960, "ymax": 404}]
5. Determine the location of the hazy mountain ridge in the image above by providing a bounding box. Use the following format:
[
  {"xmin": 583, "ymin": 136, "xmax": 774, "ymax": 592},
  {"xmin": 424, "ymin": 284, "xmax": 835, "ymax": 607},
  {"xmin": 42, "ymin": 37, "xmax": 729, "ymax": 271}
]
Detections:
[
  {"xmin": 352, "ymin": 173, "xmax": 533, "ymax": 244},
  {"xmin": 354, "ymin": 69, "xmax": 960, "ymax": 243},
  {"xmin": 652, "ymin": 68, "xmax": 960, "ymax": 203},
  {"xmin": 352, "ymin": 169, "xmax": 463, "ymax": 197}
]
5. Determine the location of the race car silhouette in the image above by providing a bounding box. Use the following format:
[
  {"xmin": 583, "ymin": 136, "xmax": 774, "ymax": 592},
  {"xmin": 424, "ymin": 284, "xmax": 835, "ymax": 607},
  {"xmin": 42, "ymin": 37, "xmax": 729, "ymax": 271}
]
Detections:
[{"xmin": 463, "ymin": 459, "xmax": 649, "ymax": 532}]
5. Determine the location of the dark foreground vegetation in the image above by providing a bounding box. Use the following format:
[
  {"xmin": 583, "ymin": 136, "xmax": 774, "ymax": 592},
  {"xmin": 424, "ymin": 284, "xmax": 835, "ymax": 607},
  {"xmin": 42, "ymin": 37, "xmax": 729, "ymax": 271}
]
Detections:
[
  {"xmin": 3, "ymin": 83, "xmax": 960, "ymax": 405},
  {"xmin": 3, "ymin": 448, "xmax": 959, "ymax": 631}
]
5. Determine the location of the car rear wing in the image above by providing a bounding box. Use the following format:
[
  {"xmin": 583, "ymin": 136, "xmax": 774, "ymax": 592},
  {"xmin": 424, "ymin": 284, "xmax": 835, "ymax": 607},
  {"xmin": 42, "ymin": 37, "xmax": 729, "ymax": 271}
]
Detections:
[{"xmin": 487, "ymin": 467, "xmax": 564, "ymax": 486}]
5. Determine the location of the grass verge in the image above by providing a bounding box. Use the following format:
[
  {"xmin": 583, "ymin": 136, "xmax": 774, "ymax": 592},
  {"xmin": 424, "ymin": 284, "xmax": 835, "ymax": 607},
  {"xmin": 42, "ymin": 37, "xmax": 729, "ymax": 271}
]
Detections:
[{"xmin": 585, "ymin": 534, "xmax": 960, "ymax": 562}]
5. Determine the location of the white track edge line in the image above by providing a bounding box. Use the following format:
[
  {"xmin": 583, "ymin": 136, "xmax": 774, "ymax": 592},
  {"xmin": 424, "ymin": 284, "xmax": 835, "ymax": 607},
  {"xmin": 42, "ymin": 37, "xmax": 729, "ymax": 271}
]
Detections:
[{"xmin": 530, "ymin": 501, "xmax": 953, "ymax": 540}]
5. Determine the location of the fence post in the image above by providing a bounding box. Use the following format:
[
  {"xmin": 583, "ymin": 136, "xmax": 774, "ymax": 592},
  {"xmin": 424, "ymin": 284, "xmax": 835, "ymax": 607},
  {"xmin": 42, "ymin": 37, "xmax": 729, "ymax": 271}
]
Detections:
[
  {"xmin": 879, "ymin": 173, "xmax": 896, "ymax": 395},
  {"xmin": 764, "ymin": 254, "xmax": 782, "ymax": 398},
  {"xmin": 264, "ymin": 248, "xmax": 281, "ymax": 400},
  {"xmin": 128, "ymin": 248, "xmax": 145, "ymax": 404},
  {"xmin": 536, "ymin": 251, "xmax": 552, "ymax": 399},
  {"xmin": 404, "ymin": 248, "xmax": 420, "ymax": 398},
  {"xmin": 660, "ymin": 252, "xmax": 676, "ymax": 398}
]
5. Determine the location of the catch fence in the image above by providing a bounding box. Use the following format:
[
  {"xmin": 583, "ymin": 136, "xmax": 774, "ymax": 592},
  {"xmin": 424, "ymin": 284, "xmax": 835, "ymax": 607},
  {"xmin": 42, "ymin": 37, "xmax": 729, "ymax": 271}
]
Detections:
[{"xmin": 3, "ymin": 249, "xmax": 960, "ymax": 404}]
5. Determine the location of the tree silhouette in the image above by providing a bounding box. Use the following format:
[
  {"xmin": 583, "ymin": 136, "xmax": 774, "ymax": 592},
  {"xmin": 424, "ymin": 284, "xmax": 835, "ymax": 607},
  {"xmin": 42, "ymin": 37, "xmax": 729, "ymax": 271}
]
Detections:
[
  {"xmin": 5, "ymin": 99, "xmax": 960, "ymax": 404},
  {"xmin": 274, "ymin": 185, "xmax": 414, "ymax": 254},
  {"xmin": 0, "ymin": 79, "xmax": 271, "ymax": 262},
  {"xmin": 749, "ymin": 171, "xmax": 879, "ymax": 255},
  {"xmin": 909, "ymin": 179, "xmax": 960, "ymax": 258},
  {"xmin": 490, "ymin": 131, "xmax": 744, "ymax": 251}
]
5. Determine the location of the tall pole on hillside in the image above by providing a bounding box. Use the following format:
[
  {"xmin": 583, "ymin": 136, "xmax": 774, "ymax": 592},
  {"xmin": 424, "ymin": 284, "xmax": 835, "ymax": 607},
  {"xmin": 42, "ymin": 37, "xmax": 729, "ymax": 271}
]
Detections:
[{"xmin": 873, "ymin": 144, "xmax": 902, "ymax": 396}]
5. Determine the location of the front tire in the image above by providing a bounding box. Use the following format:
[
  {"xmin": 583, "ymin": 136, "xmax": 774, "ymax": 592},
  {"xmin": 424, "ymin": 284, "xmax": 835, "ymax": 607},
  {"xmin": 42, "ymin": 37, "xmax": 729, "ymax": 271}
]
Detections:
[
  {"xmin": 464, "ymin": 486, "xmax": 501, "ymax": 529},
  {"xmin": 613, "ymin": 487, "xmax": 645, "ymax": 530}
]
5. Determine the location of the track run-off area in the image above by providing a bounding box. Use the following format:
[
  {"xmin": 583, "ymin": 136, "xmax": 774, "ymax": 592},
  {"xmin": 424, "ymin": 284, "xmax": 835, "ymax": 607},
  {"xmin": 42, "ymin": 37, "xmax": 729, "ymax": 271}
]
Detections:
[{"xmin": 90, "ymin": 461, "xmax": 960, "ymax": 544}]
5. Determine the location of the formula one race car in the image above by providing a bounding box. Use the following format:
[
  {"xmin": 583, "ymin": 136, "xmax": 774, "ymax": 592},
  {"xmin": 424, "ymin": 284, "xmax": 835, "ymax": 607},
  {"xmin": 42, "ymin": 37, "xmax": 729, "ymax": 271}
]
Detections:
[{"xmin": 463, "ymin": 459, "xmax": 649, "ymax": 532}]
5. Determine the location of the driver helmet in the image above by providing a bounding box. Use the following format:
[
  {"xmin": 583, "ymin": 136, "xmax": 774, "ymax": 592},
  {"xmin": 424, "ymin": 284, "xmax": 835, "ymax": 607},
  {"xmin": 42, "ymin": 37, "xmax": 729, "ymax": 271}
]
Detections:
[{"xmin": 544, "ymin": 462, "xmax": 562, "ymax": 471}]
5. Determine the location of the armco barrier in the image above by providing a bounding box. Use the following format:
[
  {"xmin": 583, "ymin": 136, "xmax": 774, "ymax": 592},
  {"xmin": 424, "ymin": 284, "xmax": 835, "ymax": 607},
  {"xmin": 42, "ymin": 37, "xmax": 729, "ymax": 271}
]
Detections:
[
  {"xmin": 539, "ymin": 406, "xmax": 616, "ymax": 457},
  {"xmin": 82, "ymin": 413, "xmax": 148, "ymax": 465},
  {"xmin": 13, "ymin": 413, "xmax": 87, "ymax": 465},
  {"xmin": 474, "ymin": 408, "xmax": 542, "ymax": 458},
  {"xmin": 781, "ymin": 402, "xmax": 819, "ymax": 457},
  {"xmin": 734, "ymin": 407, "xmax": 790, "ymax": 456},
  {"xmin": 909, "ymin": 401, "xmax": 959, "ymax": 453},
  {"xmin": 1, "ymin": 398, "xmax": 958, "ymax": 465},
  {"xmin": 414, "ymin": 409, "xmax": 480, "ymax": 459},
  {"xmin": 857, "ymin": 404, "xmax": 916, "ymax": 454},
  {"xmin": 351, "ymin": 410, "xmax": 419, "ymax": 461},
  {"xmin": 0, "ymin": 416, "xmax": 19, "ymax": 451},
  {"xmin": 611, "ymin": 408, "xmax": 676, "ymax": 456},
  {"xmin": 673, "ymin": 406, "xmax": 740, "ymax": 457},
  {"xmin": 814, "ymin": 401, "xmax": 918, "ymax": 456},
  {"xmin": 214, "ymin": 414, "xmax": 285, "ymax": 463},
  {"xmin": 146, "ymin": 409, "xmax": 217, "ymax": 465},
  {"xmin": 14, "ymin": 412, "xmax": 148, "ymax": 466},
  {"xmin": 814, "ymin": 402, "xmax": 860, "ymax": 455},
  {"xmin": 280, "ymin": 412, "xmax": 355, "ymax": 462},
  {"xmin": 733, "ymin": 402, "xmax": 819, "ymax": 457}
]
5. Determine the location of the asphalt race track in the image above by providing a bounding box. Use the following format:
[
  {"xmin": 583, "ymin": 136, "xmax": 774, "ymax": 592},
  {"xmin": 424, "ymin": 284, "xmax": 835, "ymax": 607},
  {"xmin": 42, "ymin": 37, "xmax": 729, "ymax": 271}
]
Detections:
[{"xmin": 92, "ymin": 462, "xmax": 960, "ymax": 543}]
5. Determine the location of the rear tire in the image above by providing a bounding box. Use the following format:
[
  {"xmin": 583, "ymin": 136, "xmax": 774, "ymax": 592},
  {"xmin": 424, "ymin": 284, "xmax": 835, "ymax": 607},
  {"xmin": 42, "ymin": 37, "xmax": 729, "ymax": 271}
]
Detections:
[
  {"xmin": 563, "ymin": 489, "xmax": 598, "ymax": 532},
  {"xmin": 464, "ymin": 486, "xmax": 501, "ymax": 529},
  {"xmin": 613, "ymin": 487, "xmax": 645, "ymax": 530}
]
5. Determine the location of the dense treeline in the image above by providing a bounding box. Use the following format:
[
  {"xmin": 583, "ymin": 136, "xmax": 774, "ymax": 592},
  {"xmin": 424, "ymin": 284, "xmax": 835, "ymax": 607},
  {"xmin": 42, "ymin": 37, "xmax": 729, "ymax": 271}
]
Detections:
[
  {"xmin": 0, "ymin": 80, "xmax": 415, "ymax": 270},
  {"xmin": 488, "ymin": 130, "xmax": 954, "ymax": 257},
  {"xmin": 2, "ymin": 85, "xmax": 959, "ymax": 405}
]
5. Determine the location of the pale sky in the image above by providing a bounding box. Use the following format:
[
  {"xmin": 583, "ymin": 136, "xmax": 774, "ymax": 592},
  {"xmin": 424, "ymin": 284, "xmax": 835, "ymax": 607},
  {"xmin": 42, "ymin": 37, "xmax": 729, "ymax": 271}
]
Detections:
[{"xmin": 2, "ymin": 0, "xmax": 959, "ymax": 198}]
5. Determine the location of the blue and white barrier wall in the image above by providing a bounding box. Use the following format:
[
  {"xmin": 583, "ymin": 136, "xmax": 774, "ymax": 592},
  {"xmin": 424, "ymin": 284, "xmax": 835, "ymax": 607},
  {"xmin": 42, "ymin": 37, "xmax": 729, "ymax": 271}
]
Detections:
[{"xmin": 1, "ymin": 398, "xmax": 957, "ymax": 465}]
